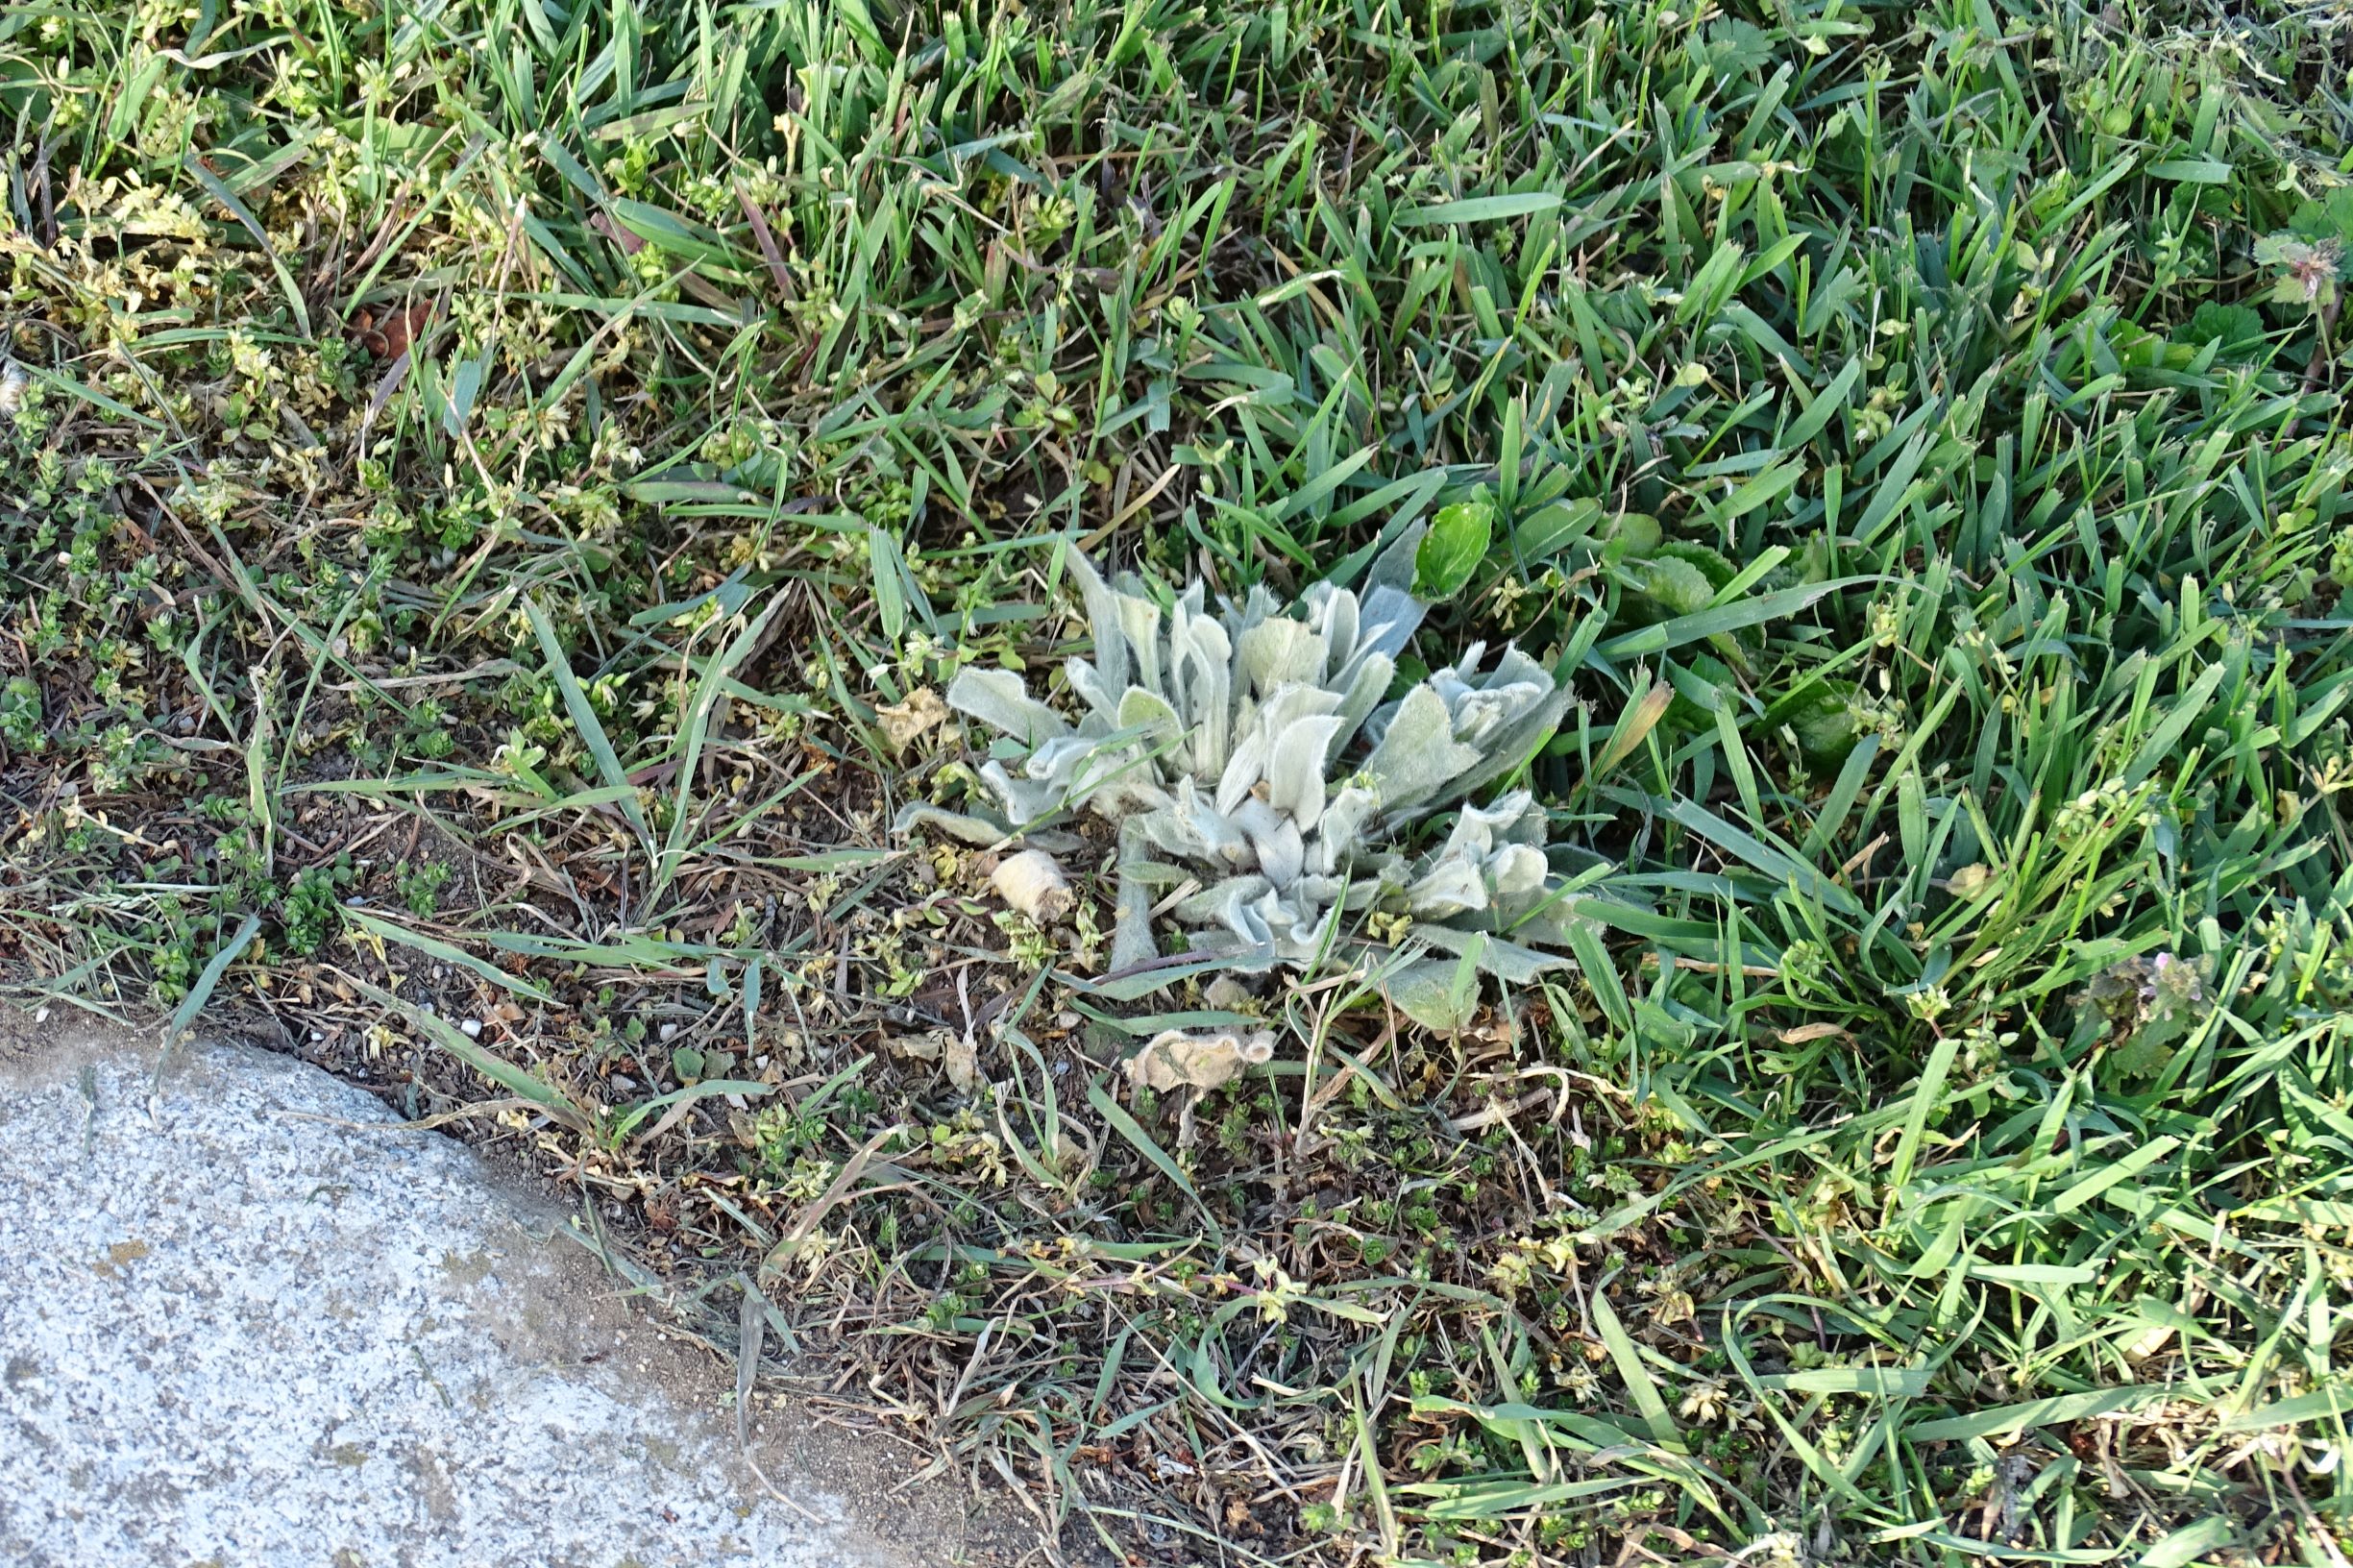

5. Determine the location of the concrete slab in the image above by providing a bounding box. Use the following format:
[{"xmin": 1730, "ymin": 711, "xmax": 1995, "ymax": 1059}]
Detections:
[{"xmin": 0, "ymin": 1024, "xmax": 937, "ymax": 1568}]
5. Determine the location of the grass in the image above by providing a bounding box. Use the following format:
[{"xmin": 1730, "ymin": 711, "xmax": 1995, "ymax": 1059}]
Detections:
[{"xmin": 4, "ymin": 0, "xmax": 2353, "ymax": 1561}]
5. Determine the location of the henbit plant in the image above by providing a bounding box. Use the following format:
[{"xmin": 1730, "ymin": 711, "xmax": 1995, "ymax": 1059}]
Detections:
[{"xmin": 897, "ymin": 528, "xmax": 1617, "ymax": 1023}]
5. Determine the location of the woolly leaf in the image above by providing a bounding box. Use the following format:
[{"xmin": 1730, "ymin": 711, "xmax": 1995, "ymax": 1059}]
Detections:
[
  {"xmin": 1363, "ymin": 685, "xmax": 1485, "ymax": 813},
  {"xmin": 892, "ymin": 801, "xmax": 1017, "ymax": 845},
  {"xmin": 1442, "ymin": 682, "xmax": 1577, "ymax": 805},
  {"xmin": 948, "ymin": 667, "xmax": 1070, "ymax": 747},
  {"xmin": 1238, "ymin": 616, "xmax": 1323, "ymax": 697},
  {"xmin": 1387, "ymin": 955, "xmax": 1481, "ymax": 1033},
  {"xmin": 1068, "ymin": 553, "xmax": 1130, "ymax": 695},
  {"xmin": 900, "ymin": 549, "xmax": 1633, "ymax": 1022},
  {"xmin": 1264, "ymin": 714, "xmax": 1345, "ymax": 831},
  {"xmin": 1409, "ymin": 924, "xmax": 1572, "ymax": 982},
  {"xmin": 1117, "ymin": 685, "xmax": 1182, "ymax": 739}
]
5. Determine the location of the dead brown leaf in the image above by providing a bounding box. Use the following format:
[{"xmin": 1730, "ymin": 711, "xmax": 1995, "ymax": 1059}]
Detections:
[
  {"xmin": 991, "ymin": 849, "xmax": 1072, "ymax": 921},
  {"xmin": 875, "ymin": 687, "xmax": 949, "ymax": 754},
  {"xmin": 348, "ymin": 301, "xmax": 433, "ymax": 359},
  {"xmin": 890, "ymin": 1027, "xmax": 981, "ymax": 1093},
  {"xmin": 1122, "ymin": 1028, "xmax": 1276, "ymax": 1094}
]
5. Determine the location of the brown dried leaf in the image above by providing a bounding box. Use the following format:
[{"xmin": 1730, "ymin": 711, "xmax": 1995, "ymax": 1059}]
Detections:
[
  {"xmin": 348, "ymin": 301, "xmax": 433, "ymax": 359},
  {"xmin": 875, "ymin": 686, "xmax": 949, "ymax": 754},
  {"xmin": 942, "ymin": 1032, "xmax": 980, "ymax": 1094},
  {"xmin": 1122, "ymin": 1028, "xmax": 1276, "ymax": 1094},
  {"xmin": 589, "ymin": 208, "xmax": 647, "ymax": 256},
  {"xmin": 991, "ymin": 849, "xmax": 1073, "ymax": 921},
  {"xmin": 887, "ymin": 1031, "xmax": 944, "ymax": 1064},
  {"xmin": 890, "ymin": 1027, "xmax": 980, "ymax": 1094}
]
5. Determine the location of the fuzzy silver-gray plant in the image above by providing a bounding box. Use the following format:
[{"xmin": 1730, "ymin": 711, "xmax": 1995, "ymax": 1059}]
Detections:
[{"xmin": 895, "ymin": 528, "xmax": 1602, "ymax": 1023}]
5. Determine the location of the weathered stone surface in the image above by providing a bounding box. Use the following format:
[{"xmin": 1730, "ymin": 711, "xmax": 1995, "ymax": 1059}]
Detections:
[{"xmin": 0, "ymin": 1028, "xmax": 910, "ymax": 1567}]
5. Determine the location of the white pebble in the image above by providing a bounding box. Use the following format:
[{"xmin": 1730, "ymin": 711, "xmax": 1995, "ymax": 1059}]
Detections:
[{"xmin": 459, "ymin": 1019, "xmax": 482, "ymax": 1038}]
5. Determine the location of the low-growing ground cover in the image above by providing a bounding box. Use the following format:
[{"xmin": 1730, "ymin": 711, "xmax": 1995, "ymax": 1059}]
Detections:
[{"xmin": 4, "ymin": 0, "xmax": 2352, "ymax": 1561}]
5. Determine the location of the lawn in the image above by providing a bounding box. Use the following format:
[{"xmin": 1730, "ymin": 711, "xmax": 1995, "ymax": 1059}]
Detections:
[{"xmin": 4, "ymin": 0, "xmax": 2352, "ymax": 1562}]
